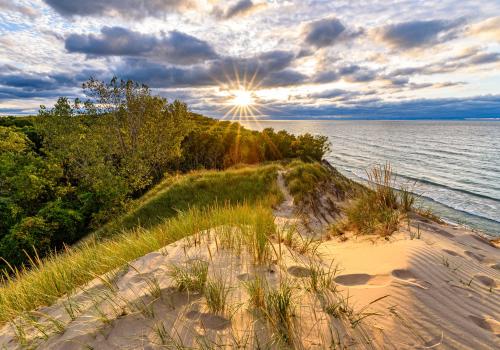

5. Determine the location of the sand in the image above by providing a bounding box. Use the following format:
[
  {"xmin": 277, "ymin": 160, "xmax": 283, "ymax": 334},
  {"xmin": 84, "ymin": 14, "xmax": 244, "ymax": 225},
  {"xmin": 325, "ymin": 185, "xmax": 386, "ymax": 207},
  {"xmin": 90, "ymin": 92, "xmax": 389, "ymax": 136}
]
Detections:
[{"xmin": 0, "ymin": 173, "xmax": 498, "ymax": 349}]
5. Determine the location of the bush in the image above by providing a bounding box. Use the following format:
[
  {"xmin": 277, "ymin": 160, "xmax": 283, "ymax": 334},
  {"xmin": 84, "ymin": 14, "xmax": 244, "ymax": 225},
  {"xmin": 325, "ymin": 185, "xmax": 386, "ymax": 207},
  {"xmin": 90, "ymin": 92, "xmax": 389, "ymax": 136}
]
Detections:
[
  {"xmin": 0, "ymin": 217, "xmax": 53, "ymax": 268},
  {"xmin": 38, "ymin": 201, "xmax": 84, "ymax": 246}
]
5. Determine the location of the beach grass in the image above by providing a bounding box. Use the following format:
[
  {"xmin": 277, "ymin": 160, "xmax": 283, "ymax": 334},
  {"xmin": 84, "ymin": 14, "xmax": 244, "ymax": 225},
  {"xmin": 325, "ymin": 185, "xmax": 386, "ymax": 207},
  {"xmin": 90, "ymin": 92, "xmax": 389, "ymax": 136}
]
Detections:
[
  {"xmin": 283, "ymin": 160, "xmax": 331, "ymax": 204},
  {"xmin": 345, "ymin": 163, "xmax": 415, "ymax": 236},
  {"xmin": 95, "ymin": 163, "xmax": 283, "ymax": 238},
  {"xmin": 0, "ymin": 203, "xmax": 275, "ymax": 325}
]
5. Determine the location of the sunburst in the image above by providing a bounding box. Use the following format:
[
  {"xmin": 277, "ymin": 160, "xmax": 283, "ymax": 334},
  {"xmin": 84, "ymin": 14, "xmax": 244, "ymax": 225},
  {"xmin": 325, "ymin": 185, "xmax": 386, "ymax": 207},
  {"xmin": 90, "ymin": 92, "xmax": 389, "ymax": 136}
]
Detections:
[{"xmin": 231, "ymin": 89, "xmax": 254, "ymax": 108}]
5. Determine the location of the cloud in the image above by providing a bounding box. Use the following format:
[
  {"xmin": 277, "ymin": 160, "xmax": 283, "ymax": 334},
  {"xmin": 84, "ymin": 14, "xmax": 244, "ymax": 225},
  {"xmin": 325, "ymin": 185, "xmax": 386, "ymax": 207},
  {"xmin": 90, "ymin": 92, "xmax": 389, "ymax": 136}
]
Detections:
[
  {"xmin": 261, "ymin": 69, "xmax": 307, "ymax": 87},
  {"xmin": 262, "ymin": 95, "xmax": 500, "ymax": 119},
  {"xmin": 43, "ymin": 0, "xmax": 195, "ymax": 18},
  {"xmin": 377, "ymin": 19, "xmax": 463, "ymax": 49},
  {"xmin": 308, "ymin": 89, "xmax": 365, "ymax": 100},
  {"xmin": 213, "ymin": 0, "xmax": 263, "ymax": 19},
  {"xmin": 312, "ymin": 64, "xmax": 378, "ymax": 84},
  {"xmin": 0, "ymin": 69, "xmax": 103, "ymax": 101},
  {"xmin": 65, "ymin": 27, "xmax": 218, "ymax": 65},
  {"xmin": 388, "ymin": 48, "xmax": 500, "ymax": 79},
  {"xmin": 66, "ymin": 27, "xmax": 157, "ymax": 56},
  {"xmin": 0, "ymin": 0, "xmax": 38, "ymax": 18},
  {"xmin": 467, "ymin": 16, "xmax": 500, "ymax": 40},
  {"xmin": 468, "ymin": 52, "xmax": 500, "ymax": 65},
  {"xmin": 303, "ymin": 17, "xmax": 346, "ymax": 48},
  {"xmin": 119, "ymin": 49, "xmax": 303, "ymax": 88}
]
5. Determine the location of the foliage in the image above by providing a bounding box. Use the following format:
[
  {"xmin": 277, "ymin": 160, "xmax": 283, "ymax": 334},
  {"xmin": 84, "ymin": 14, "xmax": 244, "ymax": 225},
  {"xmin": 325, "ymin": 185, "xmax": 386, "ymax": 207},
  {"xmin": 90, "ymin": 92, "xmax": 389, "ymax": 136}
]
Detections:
[
  {"xmin": 0, "ymin": 77, "xmax": 330, "ymax": 271},
  {"xmin": 179, "ymin": 115, "xmax": 330, "ymax": 170},
  {"xmin": 284, "ymin": 160, "xmax": 331, "ymax": 203}
]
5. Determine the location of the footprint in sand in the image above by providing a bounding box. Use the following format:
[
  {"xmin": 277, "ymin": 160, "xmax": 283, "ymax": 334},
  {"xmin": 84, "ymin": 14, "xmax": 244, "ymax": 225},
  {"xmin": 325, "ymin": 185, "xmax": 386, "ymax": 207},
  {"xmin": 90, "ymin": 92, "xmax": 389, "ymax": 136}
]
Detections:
[
  {"xmin": 287, "ymin": 266, "xmax": 312, "ymax": 277},
  {"xmin": 334, "ymin": 273, "xmax": 391, "ymax": 287},
  {"xmin": 468, "ymin": 315, "xmax": 500, "ymax": 334},
  {"xmin": 391, "ymin": 269, "xmax": 431, "ymax": 289},
  {"xmin": 237, "ymin": 273, "xmax": 254, "ymax": 281},
  {"xmin": 465, "ymin": 251, "xmax": 497, "ymax": 265},
  {"xmin": 464, "ymin": 250, "xmax": 487, "ymax": 262},
  {"xmin": 200, "ymin": 314, "xmax": 231, "ymax": 330},
  {"xmin": 490, "ymin": 263, "xmax": 500, "ymax": 271},
  {"xmin": 442, "ymin": 249, "xmax": 463, "ymax": 257},
  {"xmin": 474, "ymin": 274, "xmax": 497, "ymax": 288}
]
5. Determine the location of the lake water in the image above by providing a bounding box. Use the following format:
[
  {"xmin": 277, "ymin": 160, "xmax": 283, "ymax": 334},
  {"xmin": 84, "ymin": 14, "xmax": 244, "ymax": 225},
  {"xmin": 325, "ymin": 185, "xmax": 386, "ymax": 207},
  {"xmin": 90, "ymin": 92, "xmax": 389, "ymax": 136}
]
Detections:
[{"xmin": 241, "ymin": 120, "xmax": 500, "ymax": 236}]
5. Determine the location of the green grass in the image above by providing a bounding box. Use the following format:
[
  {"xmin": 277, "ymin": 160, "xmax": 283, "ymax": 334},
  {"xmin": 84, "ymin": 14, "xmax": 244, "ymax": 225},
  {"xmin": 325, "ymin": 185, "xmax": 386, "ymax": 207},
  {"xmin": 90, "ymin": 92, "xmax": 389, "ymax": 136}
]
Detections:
[
  {"xmin": 244, "ymin": 277, "xmax": 266, "ymax": 309},
  {"xmin": 96, "ymin": 164, "xmax": 282, "ymax": 238},
  {"xmin": 263, "ymin": 281, "xmax": 296, "ymax": 345},
  {"xmin": 168, "ymin": 260, "xmax": 209, "ymax": 294},
  {"xmin": 283, "ymin": 160, "xmax": 330, "ymax": 204},
  {"xmin": 343, "ymin": 163, "xmax": 416, "ymax": 237},
  {"xmin": 283, "ymin": 160, "xmax": 358, "ymax": 205},
  {"xmin": 0, "ymin": 203, "xmax": 275, "ymax": 325},
  {"xmin": 204, "ymin": 277, "xmax": 231, "ymax": 314}
]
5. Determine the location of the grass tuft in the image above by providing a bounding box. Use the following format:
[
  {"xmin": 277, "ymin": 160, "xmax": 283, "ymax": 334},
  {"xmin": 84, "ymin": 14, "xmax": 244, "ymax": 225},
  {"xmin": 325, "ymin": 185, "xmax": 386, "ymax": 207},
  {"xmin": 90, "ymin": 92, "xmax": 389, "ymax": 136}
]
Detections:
[
  {"xmin": 243, "ymin": 276, "xmax": 266, "ymax": 310},
  {"xmin": 204, "ymin": 276, "xmax": 230, "ymax": 314},
  {"xmin": 345, "ymin": 163, "xmax": 405, "ymax": 236},
  {"xmin": 168, "ymin": 260, "xmax": 208, "ymax": 293},
  {"xmin": 263, "ymin": 281, "xmax": 296, "ymax": 345}
]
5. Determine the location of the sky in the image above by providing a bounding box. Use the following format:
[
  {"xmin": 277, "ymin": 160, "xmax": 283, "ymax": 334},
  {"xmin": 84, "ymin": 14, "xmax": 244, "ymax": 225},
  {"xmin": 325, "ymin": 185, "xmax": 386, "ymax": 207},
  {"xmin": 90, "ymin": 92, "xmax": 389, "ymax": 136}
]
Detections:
[{"xmin": 0, "ymin": 0, "xmax": 499, "ymax": 119}]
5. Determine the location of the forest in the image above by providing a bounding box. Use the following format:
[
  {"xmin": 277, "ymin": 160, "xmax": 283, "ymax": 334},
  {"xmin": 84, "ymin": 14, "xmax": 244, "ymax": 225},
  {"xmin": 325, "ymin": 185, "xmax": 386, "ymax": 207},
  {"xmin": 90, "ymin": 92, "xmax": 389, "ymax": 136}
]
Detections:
[{"xmin": 0, "ymin": 78, "xmax": 329, "ymax": 269}]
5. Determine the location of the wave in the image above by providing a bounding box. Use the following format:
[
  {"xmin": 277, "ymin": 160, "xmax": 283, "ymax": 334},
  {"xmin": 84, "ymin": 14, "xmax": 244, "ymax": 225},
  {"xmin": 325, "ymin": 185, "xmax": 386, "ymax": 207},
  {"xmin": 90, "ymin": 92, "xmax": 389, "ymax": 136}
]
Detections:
[
  {"xmin": 329, "ymin": 161, "xmax": 500, "ymax": 225},
  {"xmin": 394, "ymin": 173, "xmax": 500, "ymax": 203}
]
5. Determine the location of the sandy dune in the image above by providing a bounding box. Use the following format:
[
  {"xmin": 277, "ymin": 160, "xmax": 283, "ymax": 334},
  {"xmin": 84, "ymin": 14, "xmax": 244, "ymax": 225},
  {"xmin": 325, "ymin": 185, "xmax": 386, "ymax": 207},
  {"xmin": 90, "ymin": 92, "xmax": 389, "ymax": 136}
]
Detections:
[{"xmin": 0, "ymin": 174, "xmax": 498, "ymax": 349}]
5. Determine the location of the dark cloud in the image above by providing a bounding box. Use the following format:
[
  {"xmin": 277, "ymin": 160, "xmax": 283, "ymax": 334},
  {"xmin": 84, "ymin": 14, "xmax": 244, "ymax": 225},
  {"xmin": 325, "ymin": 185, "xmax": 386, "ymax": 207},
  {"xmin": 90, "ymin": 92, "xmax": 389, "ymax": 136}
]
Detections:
[
  {"xmin": 66, "ymin": 27, "xmax": 156, "ymax": 56},
  {"xmin": 313, "ymin": 71, "xmax": 339, "ymax": 84},
  {"xmin": 377, "ymin": 19, "xmax": 464, "ymax": 49},
  {"xmin": 388, "ymin": 48, "xmax": 500, "ymax": 79},
  {"xmin": 304, "ymin": 17, "xmax": 346, "ymax": 48},
  {"xmin": 257, "ymin": 50, "xmax": 295, "ymax": 71},
  {"xmin": 224, "ymin": 0, "xmax": 255, "ymax": 18},
  {"xmin": 43, "ymin": 0, "xmax": 194, "ymax": 18},
  {"xmin": 308, "ymin": 89, "xmax": 353, "ymax": 99},
  {"xmin": 0, "ymin": 69, "xmax": 103, "ymax": 101},
  {"xmin": 262, "ymin": 95, "xmax": 500, "ymax": 120},
  {"xmin": 212, "ymin": 0, "xmax": 265, "ymax": 19},
  {"xmin": 65, "ymin": 27, "xmax": 218, "ymax": 65},
  {"xmin": 469, "ymin": 52, "xmax": 499, "ymax": 65},
  {"xmin": 312, "ymin": 64, "xmax": 378, "ymax": 84},
  {"xmin": 261, "ymin": 69, "xmax": 307, "ymax": 87},
  {"xmin": 119, "ymin": 49, "xmax": 303, "ymax": 88}
]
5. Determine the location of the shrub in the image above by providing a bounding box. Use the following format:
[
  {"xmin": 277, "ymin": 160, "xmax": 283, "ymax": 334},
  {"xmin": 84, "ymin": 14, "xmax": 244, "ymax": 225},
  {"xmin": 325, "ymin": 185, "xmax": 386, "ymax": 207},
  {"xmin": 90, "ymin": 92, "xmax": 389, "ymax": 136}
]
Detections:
[{"xmin": 0, "ymin": 217, "xmax": 53, "ymax": 268}]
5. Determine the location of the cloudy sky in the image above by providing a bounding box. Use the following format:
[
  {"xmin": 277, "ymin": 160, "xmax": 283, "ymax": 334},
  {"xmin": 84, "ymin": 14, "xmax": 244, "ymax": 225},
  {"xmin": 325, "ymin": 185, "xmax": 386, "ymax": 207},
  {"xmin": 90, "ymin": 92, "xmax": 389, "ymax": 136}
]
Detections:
[{"xmin": 0, "ymin": 0, "xmax": 499, "ymax": 119}]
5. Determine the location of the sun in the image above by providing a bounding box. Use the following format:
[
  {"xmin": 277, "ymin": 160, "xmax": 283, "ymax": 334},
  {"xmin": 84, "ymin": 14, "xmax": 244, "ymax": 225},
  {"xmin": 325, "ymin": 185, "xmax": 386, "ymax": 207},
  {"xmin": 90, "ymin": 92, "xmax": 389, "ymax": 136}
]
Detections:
[{"xmin": 231, "ymin": 89, "xmax": 254, "ymax": 107}]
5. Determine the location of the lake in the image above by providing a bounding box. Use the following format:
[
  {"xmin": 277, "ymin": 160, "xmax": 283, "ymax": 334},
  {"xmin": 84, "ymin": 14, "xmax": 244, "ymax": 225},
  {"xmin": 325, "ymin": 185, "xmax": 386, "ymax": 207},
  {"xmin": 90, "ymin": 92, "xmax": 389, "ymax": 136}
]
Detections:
[{"xmin": 241, "ymin": 120, "xmax": 500, "ymax": 236}]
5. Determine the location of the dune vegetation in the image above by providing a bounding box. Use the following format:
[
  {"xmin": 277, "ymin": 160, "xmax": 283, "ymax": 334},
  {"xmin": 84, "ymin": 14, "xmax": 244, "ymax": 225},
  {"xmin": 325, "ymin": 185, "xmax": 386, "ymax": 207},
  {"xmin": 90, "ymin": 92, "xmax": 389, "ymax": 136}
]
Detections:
[{"xmin": 0, "ymin": 77, "xmax": 328, "ymax": 270}]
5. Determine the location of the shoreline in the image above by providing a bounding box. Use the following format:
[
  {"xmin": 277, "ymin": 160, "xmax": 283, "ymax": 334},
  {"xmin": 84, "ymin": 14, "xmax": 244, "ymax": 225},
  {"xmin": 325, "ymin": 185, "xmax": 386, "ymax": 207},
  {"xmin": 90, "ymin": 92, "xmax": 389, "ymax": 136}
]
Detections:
[{"xmin": 321, "ymin": 159, "xmax": 500, "ymax": 238}]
